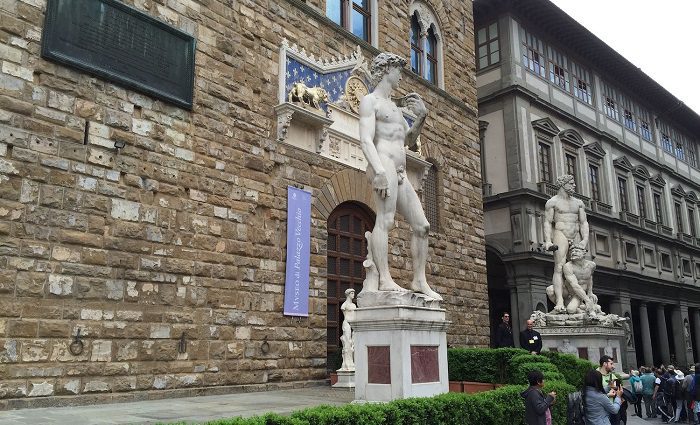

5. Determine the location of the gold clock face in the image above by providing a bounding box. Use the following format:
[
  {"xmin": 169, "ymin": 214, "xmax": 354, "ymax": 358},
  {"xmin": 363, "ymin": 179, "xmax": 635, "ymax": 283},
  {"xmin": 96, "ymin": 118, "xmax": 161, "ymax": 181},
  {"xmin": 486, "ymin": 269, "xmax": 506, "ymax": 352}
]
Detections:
[{"xmin": 345, "ymin": 76, "xmax": 369, "ymax": 114}]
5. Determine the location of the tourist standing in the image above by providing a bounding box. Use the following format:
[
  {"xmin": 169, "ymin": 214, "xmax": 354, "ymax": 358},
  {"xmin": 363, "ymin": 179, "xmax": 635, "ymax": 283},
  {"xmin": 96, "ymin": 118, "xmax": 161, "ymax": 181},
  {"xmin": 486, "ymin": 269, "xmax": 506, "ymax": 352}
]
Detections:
[
  {"xmin": 640, "ymin": 366, "xmax": 657, "ymax": 418},
  {"xmin": 672, "ymin": 369, "xmax": 685, "ymax": 423},
  {"xmin": 598, "ymin": 355, "xmax": 622, "ymax": 425},
  {"xmin": 583, "ymin": 369, "xmax": 623, "ymax": 425},
  {"xmin": 522, "ymin": 369, "xmax": 556, "ymax": 425},
  {"xmin": 495, "ymin": 311, "xmax": 515, "ymax": 348},
  {"xmin": 683, "ymin": 365, "xmax": 698, "ymax": 425},
  {"xmin": 520, "ymin": 319, "xmax": 543, "ymax": 354},
  {"xmin": 691, "ymin": 363, "xmax": 700, "ymax": 424},
  {"xmin": 629, "ymin": 369, "xmax": 643, "ymax": 418}
]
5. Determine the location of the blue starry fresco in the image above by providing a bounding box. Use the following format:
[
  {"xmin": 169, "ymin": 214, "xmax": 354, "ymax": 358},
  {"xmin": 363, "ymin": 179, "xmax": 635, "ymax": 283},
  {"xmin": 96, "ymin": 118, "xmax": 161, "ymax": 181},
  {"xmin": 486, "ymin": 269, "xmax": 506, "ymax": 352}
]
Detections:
[
  {"xmin": 284, "ymin": 55, "xmax": 413, "ymax": 127},
  {"xmin": 285, "ymin": 57, "xmax": 353, "ymax": 108}
]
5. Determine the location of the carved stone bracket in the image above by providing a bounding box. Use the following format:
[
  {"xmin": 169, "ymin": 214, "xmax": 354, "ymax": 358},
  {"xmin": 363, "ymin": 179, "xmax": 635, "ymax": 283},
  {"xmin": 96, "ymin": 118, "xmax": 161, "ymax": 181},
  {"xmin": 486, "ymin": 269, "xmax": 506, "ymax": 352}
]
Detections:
[{"xmin": 274, "ymin": 102, "xmax": 333, "ymax": 152}]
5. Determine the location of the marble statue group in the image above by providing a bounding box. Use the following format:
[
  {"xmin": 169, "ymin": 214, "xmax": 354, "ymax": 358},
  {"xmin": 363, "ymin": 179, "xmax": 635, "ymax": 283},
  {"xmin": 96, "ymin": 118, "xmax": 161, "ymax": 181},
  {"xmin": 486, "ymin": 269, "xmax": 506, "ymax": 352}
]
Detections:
[{"xmin": 533, "ymin": 174, "xmax": 627, "ymax": 327}]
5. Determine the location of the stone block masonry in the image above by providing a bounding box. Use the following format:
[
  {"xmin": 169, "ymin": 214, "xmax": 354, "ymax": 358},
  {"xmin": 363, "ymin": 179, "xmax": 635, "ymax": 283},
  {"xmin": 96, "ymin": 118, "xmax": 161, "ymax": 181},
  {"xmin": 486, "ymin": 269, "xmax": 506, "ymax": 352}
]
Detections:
[{"xmin": 0, "ymin": 0, "xmax": 485, "ymax": 407}]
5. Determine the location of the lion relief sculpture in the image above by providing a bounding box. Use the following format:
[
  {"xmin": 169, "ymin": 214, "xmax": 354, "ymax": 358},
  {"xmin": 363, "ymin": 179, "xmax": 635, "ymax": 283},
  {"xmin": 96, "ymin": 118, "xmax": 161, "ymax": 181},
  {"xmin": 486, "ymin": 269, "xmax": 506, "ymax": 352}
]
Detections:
[{"xmin": 288, "ymin": 82, "xmax": 329, "ymax": 109}]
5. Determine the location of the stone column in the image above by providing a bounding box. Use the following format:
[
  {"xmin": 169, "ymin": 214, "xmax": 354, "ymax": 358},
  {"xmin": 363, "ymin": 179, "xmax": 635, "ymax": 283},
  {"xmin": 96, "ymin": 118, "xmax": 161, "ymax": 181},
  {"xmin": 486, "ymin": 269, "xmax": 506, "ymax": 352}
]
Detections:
[
  {"xmin": 509, "ymin": 286, "xmax": 521, "ymax": 348},
  {"xmin": 671, "ymin": 306, "xmax": 688, "ymax": 367},
  {"xmin": 639, "ymin": 302, "xmax": 654, "ymax": 367},
  {"xmin": 657, "ymin": 303, "xmax": 671, "ymax": 365},
  {"xmin": 680, "ymin": 305, "xmax": 694, "ymax": 366},
  {"xmin": 693, "ymin": 309, "xmax": 700, "ymax": 363}
]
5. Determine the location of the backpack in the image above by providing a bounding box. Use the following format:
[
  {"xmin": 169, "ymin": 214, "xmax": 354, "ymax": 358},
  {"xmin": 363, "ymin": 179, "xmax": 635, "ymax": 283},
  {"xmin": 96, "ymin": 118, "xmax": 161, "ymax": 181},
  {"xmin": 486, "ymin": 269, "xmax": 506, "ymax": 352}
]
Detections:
[
  {"xmin": 664, "ymin": 376, "xmax": 677, "ymax": 398},
  {"xmin": 690, "ymin": 376, "xmax": 698, "ymax": 399},
  {"xmin": 633, "ymin": 379, "xmax": 643, "ymax": 393},
  {"xmin": 567, "ymin": 391, "xmax": 585, "ymax": 425}
]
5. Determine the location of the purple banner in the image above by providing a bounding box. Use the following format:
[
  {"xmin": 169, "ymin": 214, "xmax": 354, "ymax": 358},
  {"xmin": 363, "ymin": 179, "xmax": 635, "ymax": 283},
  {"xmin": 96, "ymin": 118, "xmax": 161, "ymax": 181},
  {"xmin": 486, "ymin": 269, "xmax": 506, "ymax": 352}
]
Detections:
[{"xmin": 283, "ymin": 186, "xmax": 311, "ymax": 316}]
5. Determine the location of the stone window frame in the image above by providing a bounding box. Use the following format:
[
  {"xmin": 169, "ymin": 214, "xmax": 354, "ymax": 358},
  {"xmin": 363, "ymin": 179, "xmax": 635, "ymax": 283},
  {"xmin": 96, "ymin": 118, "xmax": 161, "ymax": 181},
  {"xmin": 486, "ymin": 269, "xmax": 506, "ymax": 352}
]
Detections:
[
  {"xmin": 325, "ymin": 0, "xmax": 379, "ymax": 47},
  {"xmin": 694, "ymin": 262, "xmax": 700, "ymax": 279},
  {"xmin": 584, "ymin": 141, "xmax": 607, "ymax": 203},
  {"xmin": 686, "ymin": 191, "xmax": 698, "ymax": 238},
  {"xmin": 593, "ymin": 231, "xmax": 611, "ymax": 257},
  {"xmin": 613, "ymin": 156, "xmax": 633, "ymax": 213},
  {"xmin": 682, "ymin": 257, "xmax": 693, "ymax": 277},
  {"xmin": 659, "ymin": 251, "xmax": 673, "ymax": 272},
  {"xmin": 408, "ymin": 1, "xmax": 445, "ymax": 89},
  {"xmin": 623, "ymin": 240, "xmax": 639, "ymax": 264},
  {"xmin": 650, "ymin": 174, "xmax": 667, "ymax": 225},
  {"xmin": 674, "ymin": 198, "xmax": 685, "ymax": 235},
  {"xmin": 537, "ymin": 136, "xmax": 554, "ymax": 184},
  {"xmin": 641, "ymin": 245, "xmax": 656, "ymax": 269},
  {"xmin": 632, "ymin": 165, "xmax": 651, "ymax": 220}
]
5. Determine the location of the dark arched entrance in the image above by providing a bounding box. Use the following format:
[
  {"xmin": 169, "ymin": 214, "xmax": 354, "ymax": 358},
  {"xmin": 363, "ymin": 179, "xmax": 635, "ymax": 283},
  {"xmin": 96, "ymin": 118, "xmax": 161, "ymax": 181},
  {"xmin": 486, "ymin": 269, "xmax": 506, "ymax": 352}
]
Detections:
[
  {"xmin": 326, "ymin": 201, "xmax": 375, "ymax": 369},
  {"xmin": 487, "ymin": 247, "xmax": 511, "ymax": 347}
]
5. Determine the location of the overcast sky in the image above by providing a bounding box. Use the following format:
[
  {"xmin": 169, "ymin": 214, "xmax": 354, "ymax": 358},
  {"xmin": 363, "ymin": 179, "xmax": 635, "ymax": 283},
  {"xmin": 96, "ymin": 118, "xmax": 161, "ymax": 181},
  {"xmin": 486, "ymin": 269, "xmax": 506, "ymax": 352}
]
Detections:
[{"xmin": 549, "ymin": 0, "xmax": 700, "ymax": 115}]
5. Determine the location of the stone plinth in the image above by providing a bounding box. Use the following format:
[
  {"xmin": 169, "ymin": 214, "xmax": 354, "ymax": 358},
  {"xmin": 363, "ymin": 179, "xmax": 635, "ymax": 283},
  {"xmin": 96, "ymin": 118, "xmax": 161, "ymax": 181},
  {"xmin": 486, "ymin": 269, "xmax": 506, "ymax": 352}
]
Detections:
[
  {"xmin": 350, "ymin": 297, "xmax": 450, "ymax": 402},
  {"xmin": 333, "ymin": 370, "xmax": 355, "ymax": 388},
  {"xmin": 537, "ymin": 325, "xmax": 626, "ymax": 370}
]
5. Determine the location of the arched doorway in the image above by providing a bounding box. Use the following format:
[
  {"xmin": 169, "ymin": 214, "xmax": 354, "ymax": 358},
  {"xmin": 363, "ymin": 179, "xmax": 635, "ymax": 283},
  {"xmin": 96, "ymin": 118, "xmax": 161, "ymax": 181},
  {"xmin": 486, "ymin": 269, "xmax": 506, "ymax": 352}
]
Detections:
[
  {"xmin": 326, "ymin": 201, "xmax": 375, "ymax": 370},
  {"xmin": 487, "ymin": 247, "xmax": 511, "ymax": 347}
]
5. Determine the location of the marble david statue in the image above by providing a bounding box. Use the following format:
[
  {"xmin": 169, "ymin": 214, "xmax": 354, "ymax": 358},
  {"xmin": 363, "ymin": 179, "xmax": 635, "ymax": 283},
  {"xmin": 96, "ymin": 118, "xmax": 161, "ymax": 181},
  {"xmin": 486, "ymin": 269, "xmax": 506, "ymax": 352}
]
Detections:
[{"xmin": 357, "ymin": 52, "xmax": 441, "ymax": 301}]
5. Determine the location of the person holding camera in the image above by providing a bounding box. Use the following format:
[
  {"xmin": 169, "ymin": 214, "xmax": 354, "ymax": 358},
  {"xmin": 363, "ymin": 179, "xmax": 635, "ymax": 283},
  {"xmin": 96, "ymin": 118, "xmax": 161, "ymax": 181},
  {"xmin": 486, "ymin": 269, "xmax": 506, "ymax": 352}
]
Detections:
[
  {"xmin": 583, "ymin": 369, "xmax": 624, "ymax": 425},
  {"xmin": 522, "ymin": 369, "xmax": 556, "ymax": 425}
]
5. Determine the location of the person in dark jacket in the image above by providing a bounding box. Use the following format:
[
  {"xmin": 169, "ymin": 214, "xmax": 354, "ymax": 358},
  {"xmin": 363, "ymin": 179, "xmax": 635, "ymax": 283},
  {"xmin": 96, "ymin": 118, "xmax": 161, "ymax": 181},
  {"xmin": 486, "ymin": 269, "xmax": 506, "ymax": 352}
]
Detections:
[
  {"xmin": 522, "ymin": 369, "xmax": 556, "ymax": 425},
  {"xmin": 520, "ymin": 319, "xmax": 543, "ymax": 354},
  {"xmin": 495, "ymin": 311, "xmax": 515, "ymax": 348}
]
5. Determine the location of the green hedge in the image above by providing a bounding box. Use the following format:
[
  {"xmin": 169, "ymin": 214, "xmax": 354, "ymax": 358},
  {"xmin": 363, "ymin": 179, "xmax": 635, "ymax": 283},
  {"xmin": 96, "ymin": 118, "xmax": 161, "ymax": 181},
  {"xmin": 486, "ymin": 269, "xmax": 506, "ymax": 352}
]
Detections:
[
  {"xmin": 509, "ymin": 361, "xmax": 561, "ymax": 385},
  {"xmin": 538, "ymin": 351, "xmax": 595, "ymax": 389},
  {"xmin": 164, "ymin": 348, "xmax": 583, "ymax": 425},
  {"xmin": 448, "ymin": 347, "xmax": 528, "ymax": 383},
  {"xmin": 179, "ymin": 382, "xmax": 576, "ymax": 425}
]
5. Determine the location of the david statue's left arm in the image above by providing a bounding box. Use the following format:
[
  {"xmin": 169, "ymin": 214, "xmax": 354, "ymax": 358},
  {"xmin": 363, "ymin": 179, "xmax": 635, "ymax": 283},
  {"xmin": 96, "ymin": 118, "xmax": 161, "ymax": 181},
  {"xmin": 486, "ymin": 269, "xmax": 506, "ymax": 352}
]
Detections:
[{"xmin": 403, "ymin": 93, "xmax": 427, "ymax": 149}]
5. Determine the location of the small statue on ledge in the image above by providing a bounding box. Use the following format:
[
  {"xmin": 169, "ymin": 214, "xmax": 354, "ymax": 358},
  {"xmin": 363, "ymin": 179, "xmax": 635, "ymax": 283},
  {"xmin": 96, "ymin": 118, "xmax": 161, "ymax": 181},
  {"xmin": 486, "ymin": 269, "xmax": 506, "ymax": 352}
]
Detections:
[
  {"xmin": 288, "ymin": 81, "xmax": 329, "ymax": 109},
  {"xmin": 339, "ymin": 288, "xmax": 357, "ymax": 371}
]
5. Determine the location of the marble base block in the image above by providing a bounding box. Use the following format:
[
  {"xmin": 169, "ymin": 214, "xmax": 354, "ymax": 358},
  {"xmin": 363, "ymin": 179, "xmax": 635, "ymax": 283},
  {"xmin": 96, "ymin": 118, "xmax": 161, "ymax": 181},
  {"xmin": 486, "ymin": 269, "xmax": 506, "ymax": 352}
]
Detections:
[
  {"xmin": 333, "ymin": 369, "xmax": 355, "ymax": 388},
  {"xmin": 350, "ymin": 302, "xmax": 450, "ymax": 402},
  {"xmin": 537, "ymin": 325, "xmax": 626, "ymax": 370}
]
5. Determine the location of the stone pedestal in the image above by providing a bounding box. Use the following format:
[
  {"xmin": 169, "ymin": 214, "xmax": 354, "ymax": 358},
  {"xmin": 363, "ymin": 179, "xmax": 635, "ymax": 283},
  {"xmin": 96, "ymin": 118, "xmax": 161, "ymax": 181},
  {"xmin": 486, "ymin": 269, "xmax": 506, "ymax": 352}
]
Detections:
[
  {"xmin": 351, "ymin": 294, "xmax": 449, "ymax": 402},
  {"xmin": 333, "ymin": 369, "xmax": 355, "ymax": 388},
  {"xmin": 537, "ymin": 325, "xmax": 626, "ymax": 370}
]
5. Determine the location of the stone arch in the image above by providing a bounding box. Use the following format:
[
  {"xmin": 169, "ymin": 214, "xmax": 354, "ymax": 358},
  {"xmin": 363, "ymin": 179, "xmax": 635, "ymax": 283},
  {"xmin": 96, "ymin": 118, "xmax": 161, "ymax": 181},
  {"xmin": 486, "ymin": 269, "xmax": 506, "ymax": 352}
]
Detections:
[{"xmin": 314, "ymin": 168, "xmax": 375, "ymax": 220}]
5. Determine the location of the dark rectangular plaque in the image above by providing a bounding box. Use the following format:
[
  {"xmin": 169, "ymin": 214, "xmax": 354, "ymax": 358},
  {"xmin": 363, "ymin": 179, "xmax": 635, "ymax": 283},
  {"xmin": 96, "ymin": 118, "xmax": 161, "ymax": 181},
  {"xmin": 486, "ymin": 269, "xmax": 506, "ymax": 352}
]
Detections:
[
  {"xmin": 367, "ymin": 346, "xmax": 391, "ymax": 384},
  {"xmin": 41, "ymin": 0, "xmax": 195, "ymax": 109},
  {"xmin": 410, "ymin": 345, "xmax": 439, "ymax": 384}
]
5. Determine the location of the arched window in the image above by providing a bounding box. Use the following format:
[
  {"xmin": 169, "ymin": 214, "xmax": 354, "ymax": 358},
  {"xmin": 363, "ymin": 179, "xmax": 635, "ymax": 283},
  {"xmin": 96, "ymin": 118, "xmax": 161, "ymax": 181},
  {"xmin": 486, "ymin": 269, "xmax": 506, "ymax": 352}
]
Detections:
[
  {"xmin": 426, "ymin": 26, "xmax": 438, "ymax": 84},
  {"xmin": 326, "ymin": 0, "xmax": 377, "ymax": 46},
  {"xmin": 410, "ymin": 14, "xmax": 423, "ymax": 76},
  {"xmin": 408, "ymin": 2, "xmax": 444, "ymax": 88},
  {"xmin": 424, "ymin": 162, "xmax": 440, "ymax": 232}
]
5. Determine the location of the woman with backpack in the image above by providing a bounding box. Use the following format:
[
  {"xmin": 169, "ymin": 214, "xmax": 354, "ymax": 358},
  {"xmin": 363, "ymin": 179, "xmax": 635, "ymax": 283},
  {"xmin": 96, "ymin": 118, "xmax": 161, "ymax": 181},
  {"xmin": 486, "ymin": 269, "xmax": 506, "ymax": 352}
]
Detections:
[
  {"xmin": 583, "ymin": 369, "xmax": 624, "ymax": 425},
  {"xmin": 629, "ymin": 370, "xmax": 643, "ymax": 418}
]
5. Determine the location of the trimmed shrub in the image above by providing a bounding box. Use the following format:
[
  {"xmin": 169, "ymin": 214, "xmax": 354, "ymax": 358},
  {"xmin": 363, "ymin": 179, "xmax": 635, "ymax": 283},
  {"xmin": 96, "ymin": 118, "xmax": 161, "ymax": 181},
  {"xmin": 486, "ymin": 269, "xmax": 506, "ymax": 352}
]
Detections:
[
  {"xmin": 448, "ymin": 347, "xmax": 528, "ymax": 383},
  {"xmin": 171, "ymin": 380, "xmax": 577, "ymax": 425},
  {"xmin": 509, "ymin": 361, "xmax": 560, "ymax": 385},
  {"xmin": 539, "ymin": 351, "xmax": 595, "ymax": 389}
]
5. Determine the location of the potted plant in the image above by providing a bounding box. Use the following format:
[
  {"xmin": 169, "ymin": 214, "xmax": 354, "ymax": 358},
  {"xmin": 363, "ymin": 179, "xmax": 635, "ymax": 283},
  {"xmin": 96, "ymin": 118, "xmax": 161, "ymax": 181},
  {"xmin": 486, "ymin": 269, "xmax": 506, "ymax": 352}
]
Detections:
[{"xmin": 327, "ymin": 350, "xmax": 343, "ymax": 385}]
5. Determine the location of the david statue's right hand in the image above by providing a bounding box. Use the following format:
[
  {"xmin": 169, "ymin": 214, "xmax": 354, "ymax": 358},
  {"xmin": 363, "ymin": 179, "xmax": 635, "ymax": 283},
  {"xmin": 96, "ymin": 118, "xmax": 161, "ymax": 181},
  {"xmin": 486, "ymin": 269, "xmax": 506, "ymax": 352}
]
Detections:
[
  {"xmin": 543, "ymin": 242, "xmax": 553, "ymax": 251},
  {"xmin": 373, "ymin": 172, "xmax": 390, "ymax": 199}
]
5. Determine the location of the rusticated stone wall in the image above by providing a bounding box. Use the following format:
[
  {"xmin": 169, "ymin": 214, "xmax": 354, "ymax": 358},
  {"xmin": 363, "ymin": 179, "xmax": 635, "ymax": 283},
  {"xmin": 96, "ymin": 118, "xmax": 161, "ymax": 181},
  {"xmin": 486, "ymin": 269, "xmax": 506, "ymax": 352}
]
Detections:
[{"xmin": 0, "ymin": 0, "xmax": 485, "ymax": 407}]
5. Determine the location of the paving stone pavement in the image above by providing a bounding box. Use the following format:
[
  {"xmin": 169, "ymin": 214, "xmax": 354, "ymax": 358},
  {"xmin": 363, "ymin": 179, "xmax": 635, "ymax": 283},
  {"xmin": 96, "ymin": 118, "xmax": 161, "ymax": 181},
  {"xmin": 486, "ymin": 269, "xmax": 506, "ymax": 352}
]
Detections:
[{"xmin": 0, "ymin": 387, "xmax": 355, "ymax": 425}]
